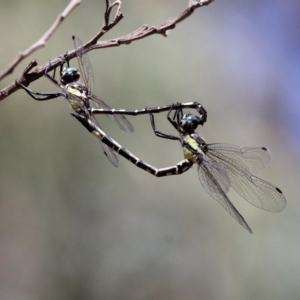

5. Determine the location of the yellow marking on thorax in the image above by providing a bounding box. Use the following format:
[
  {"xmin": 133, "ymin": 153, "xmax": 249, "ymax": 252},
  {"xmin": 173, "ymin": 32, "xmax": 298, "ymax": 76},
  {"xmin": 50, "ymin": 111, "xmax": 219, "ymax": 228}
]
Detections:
[
  {"xmin": 66, "ymin": 86, "xmax": 83, "ymax": 97},
  {"xmin": 66, "ymin": 86, "xmax": 87, "ymax": 112},
  {"xmin": 182, "ymin": 135, "xmax": 199, "ymax": 160}
]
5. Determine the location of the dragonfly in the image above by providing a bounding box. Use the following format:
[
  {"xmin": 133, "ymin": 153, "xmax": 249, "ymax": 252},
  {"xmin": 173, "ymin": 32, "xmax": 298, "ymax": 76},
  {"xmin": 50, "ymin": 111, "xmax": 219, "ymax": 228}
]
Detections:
[
  {"xmin": 17, "ymin": 35, "xmax": 133, "ymax": 167},
  {"xmin": 70, "ymin": 101, "xmax": 207, "ymax": 176},
  {"xmin": 145, "ymin": 105, "xmax": 286, "ymax": 233}
]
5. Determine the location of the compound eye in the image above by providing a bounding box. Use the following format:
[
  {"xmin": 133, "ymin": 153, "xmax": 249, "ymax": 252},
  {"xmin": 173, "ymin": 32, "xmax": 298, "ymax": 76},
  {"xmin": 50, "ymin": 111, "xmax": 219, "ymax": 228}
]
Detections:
[
  {"xmin": 61, "ymin": 67, "xmax": 80, "ymax": 83},
  {"xmin": 71, "ymin": 71, "xmax": 80, "ymax": 81},
  {"xmin": 180, "ymin": 114, "xmax": 201, "ymax": 132}
]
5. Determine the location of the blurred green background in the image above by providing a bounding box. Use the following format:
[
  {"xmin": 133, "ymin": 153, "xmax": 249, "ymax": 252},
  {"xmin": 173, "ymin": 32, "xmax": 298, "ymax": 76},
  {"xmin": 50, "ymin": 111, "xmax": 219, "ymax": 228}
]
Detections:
[{"xmin": 0, "ymin": 0, "xmax": 299, "ymax": 299}]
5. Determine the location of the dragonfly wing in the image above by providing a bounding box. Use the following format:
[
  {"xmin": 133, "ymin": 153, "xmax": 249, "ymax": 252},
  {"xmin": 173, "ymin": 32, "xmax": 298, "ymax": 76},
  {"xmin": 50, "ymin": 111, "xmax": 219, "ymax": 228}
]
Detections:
[
  {"xmin": 73, "ymin": 36, "xmax": 133, "ymax": 133},
  {"xmin": 100, "ymin": 139, "xmax": 119, "ymax": 167},
  {"xmin": 73, "ymin": 35, "xmax": 94, "ymax": 93},
  {"xmin": 89, "ymin": 94, "xmax": 134, "ymax": 132},
  {"xmin": 90, "ymin": 114, "xmax": 119, "ymax": 167},
  {"xmin": 206, "ymin": 149, "xmax": 286, "ymax": 212},
  {"xmin": 207, "ymin": 144, "xmax": 270, "ymax": 174},
  {"xmin": 205, "ymin": 158, "xmax": 231, "ymax": 194},
  {"xmin": 198, "ymin": 161, "xmax": 252, "ymax": 233}
]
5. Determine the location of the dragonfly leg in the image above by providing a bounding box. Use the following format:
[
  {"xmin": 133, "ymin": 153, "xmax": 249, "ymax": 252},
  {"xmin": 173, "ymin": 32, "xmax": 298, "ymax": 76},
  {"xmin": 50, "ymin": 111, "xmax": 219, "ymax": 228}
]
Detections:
[
  {"xmin": 166, "ymin": 103, "xmax": 183, "ymax": 132},
  {"xmin": 16, "ymin": 80, "xmax": 62, "ymax": 101},
  {"xmin": 146, "ymin": 108, "xmax": 180, "ymax": 141}
]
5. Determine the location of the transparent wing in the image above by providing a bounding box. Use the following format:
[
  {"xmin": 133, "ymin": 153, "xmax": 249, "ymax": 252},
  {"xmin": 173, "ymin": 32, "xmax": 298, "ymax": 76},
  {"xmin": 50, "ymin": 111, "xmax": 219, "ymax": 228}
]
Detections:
[
  {"xmin": 205, "ymin": 158, "xmax": 231, "ymax": 194},
  {"xmin": 100, "ymin": 140, "xmax": 119, "ymax": 167},
  {"xmin": 72, "ymin": 36, "xmax": 133, "ymax": 133},
  {"xmin": 89, "ymin": 94, "xmax": 134, "ymax": 132},
  {"xmin": 73, "ymin": 35, "xmax": 94, "ymax": 93},
  {"xmin": 198, "ymin": 161, "xmax": 252, "ymax": 233},
  {"xmin": 207, "ymin": 144, "xmax": 270, "ymax": 174},
  {"xmin": 63, "ymin": 87, "xmax": 119, "ymax": 166},
  {"xmin": 206, "ymin": 147, "xmax": 286, "ymax": 212},
  {"xmin": 90, "ymin": 115, "xmax": 119, "ymax": 167}
]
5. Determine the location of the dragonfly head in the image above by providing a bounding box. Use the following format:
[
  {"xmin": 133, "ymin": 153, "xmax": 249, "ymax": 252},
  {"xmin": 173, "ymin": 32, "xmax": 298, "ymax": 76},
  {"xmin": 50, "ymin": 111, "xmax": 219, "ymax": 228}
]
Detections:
[
  {"xmin": 179, "ymin": 114, "xmax": 203, "ymax": 133},
  {"xmin": 61, "ymin": 67, "xmax": 80, "ymax": 85}
]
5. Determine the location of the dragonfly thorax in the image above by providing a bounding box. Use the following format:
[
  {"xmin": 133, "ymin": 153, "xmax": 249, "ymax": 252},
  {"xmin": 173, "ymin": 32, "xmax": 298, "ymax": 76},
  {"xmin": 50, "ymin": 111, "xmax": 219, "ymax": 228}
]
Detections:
[
  {"xmin": 182, "ymin": 134, "xmax": 205, "ymax": 163},
  {"xmin": 66, "ymin": 83, "xmax": 88, "ymax": 99},
  {"xmin": 65, "ymin": 83, "xmax": 90, "ymax": 113},
  {"xmin": 61, "ymin": 67, "xmax": 80, "ymax": 85}
]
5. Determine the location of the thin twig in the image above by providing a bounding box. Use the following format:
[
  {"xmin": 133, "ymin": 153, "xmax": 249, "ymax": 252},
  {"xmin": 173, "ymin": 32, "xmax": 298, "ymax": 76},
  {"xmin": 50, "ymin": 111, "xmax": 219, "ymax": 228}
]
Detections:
[
  {"xmin": 0, "ymin": 0, "xmax": 214, "ymax": 101},
  {"xmin": 88, "ymin": 0, "xmax": 124, "ymax": 47},
  {"xmin": 93, "ymin": 0, "xmax": 214, "ymax": 46},
  {"xmin": 0, "ymin": 0, "xmax": 81, "ymax": 81}
]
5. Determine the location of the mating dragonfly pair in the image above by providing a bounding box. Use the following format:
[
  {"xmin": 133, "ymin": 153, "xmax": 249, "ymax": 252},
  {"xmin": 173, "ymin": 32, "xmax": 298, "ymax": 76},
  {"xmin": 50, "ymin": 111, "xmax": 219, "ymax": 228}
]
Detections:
[{"xmin": 17, "ymin": 36, "xmax": 286, "ymax": 233}]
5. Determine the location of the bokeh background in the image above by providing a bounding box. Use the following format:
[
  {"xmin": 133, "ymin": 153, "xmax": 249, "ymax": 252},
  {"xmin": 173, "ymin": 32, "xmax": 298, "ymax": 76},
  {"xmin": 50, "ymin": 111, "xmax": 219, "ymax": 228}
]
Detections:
[{"xmin": 0, "ymin": 0, "xmax": 299, "ymax": 299}]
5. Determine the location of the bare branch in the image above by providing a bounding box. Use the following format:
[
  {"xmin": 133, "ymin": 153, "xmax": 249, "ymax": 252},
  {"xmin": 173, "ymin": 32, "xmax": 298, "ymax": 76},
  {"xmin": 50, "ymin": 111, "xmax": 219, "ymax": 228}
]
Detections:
[
  {"xmin": 93, "ymin": 0, "xmax": 214, "ymax": 47},
  {"xmin": 88, "ymin": 0, "xmax": 124, "ymax": 46},
  {"xmin": 0, "ymin": 0, "xmax": 81, "ymax": 81},
  {"xmin": 0, "ymin": 0, "xmax": 214, "ymax": 101},
  {"xmin": 104, "ymin": 0, "xmax": 123, "ymax": 29}
]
